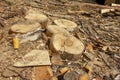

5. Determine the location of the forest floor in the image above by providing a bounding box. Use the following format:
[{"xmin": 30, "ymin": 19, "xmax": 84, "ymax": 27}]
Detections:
[{"xmin": 0, "ymin": 0, "xmax": 120, "ymax": 80}]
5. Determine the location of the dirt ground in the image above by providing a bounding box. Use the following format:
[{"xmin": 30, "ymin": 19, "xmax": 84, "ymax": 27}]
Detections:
[{"xmin": 0, "ymin": 0, "xmax": 120, "ymax": 80}]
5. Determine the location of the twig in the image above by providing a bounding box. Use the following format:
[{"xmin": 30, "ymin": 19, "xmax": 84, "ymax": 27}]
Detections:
[{"xmin": 99, "ymin": 52, "xmax": 111, "ymax": 69}]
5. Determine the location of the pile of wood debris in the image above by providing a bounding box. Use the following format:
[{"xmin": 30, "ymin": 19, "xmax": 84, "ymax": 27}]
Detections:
[{"xmin": 0, "ymin": 0, "xmax": 120, "ymax": 80}]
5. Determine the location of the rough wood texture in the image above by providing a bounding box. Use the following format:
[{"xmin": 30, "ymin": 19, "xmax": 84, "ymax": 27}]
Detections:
[
  {"xmin": 50, "ymin": 33, "xmax": 84, "ymax": 60},
  {"xmin": 25, "ymin": 9, "xmax": 48, "ymax": 29},
  {"xmin": 46, "ymin": 25, "xmax": 69, "ymax": 36},
  {"xmin": 10, "ymin": 22, "xmax": 40, "ymax": 33},
  {"xmin": 54, "ymin": 19, "xmax": 77, "ymax": 31}
]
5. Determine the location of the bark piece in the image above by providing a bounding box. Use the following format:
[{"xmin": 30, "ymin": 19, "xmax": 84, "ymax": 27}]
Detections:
[
  {"xmin": 10, "ymin": 22, "xmax": 40, "ymax": 34},
  {"xmin": 14, "ymin": 50, "xmax": 51, "ymax": 67},
  {"xmin": 33, "ymin": 66, "xmax": 55, "ymax": 80},
  {"xmin": 20, "ymin": 31, "xmax": 41, "ymax": 43},
  {"xmin": 54, "ymin": 19, "xmax": 77, "ymax": 31},
  {"xmin": 25, "ymin": 9, "xmax": 48, "ymax": 29},
  {"xmin": 50, "ymin": 33, "xmax": 84, "ymax": 60},
  {"xmin": 46, "ymin": 25, "xmax": 69, "ymax": 36}
]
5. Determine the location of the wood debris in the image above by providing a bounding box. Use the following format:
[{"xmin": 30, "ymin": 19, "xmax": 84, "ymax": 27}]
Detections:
[
  {"xmin": 0, "ymin": 0, "xmax": 120, "ymax": 80},
  {"xmin": 111, "ymin": 3, "xmax": 120, "ymax": 7},
  {"xmin": 101, "ymin": 9, "xmax": 115, "ymax": 14},
  {"xmin": 14, "ymin": 50, "xmax": 51, "ymax": 67}
]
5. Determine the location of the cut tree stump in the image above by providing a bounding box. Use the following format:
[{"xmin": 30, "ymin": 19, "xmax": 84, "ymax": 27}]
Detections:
[
  {"xmin": 54, "ymin": 19, "xmax": 77, "ymax": 31},
  {"xmin": 50, "ymin": 33, "xmax": 84, "ymax": 60},
  {"xmin": 10, "ymin": 22, "xmax": 40, "ymax": 34},
  {"xmin": 46, "ymin": 25, "xmax": 69, "ymax": 36},
  {"xmin": 25, "ymin": 9, "xmax": 48, "ymax": 29}
]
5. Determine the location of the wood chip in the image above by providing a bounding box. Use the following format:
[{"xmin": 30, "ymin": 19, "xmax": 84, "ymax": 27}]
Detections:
[{"xmin": 86, "ymin": 43, "xmax": 94, "ymax": 52}]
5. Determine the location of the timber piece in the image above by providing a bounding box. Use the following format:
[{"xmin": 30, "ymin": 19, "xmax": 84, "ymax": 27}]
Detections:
[
  {"xmin": 101, "ymin": 9, "xmax": 115, "ymax": 14},
  {"xmin": 14, "ymin": 50, "xmax": 51, "ymax": 67},
  {"xmin": 50, "ymin": 33, "xmax": 84, "ymax": 60},
  {"xmin": 54, "ymin": 19, "xmax": 77, "ymax": 31},
  {"xmin": 46, "ymin": 25, "xmax": 69, "ymax": 36},
  {"xmin": 25, "ymin": 9, "xmax": 48, "ymax": 29},
  {"xmin": 111, "ymin": 3, "xmax": 120, "ymax": 7},
  {"xmin": 33, "ymin": 66, "xmax": 58, "ymax": 80},
  {"xmin": 10, "ymin": 22, "xmax": 40, "ymax": 34}
]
